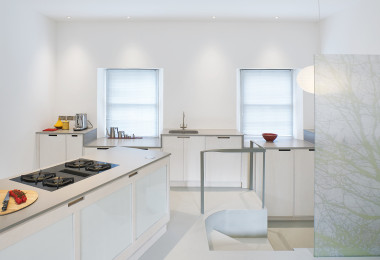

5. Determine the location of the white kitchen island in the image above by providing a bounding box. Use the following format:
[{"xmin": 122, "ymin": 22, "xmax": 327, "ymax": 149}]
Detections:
[{"xmin": 0, "ymin": 147, "xmax": 170, "ymax": 260}]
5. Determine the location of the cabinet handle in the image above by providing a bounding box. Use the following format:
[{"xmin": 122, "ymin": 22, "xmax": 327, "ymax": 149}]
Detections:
[
  {"xmin": 68, "ymin": 197, "xmax": 84, "ymax": 207},
  {"xmin": 279, "ymin": 149, "xmax": 291, "ymax": 151},
  {"xmin": 309, "ymin": 149, "xmax": 315, "ymax": 151},
  {"xmin": 129, "ymin": 171, "xmax": 138, "ymax": 178},
  {"xmin": 48, "ymin": 134, "xmax": 58, "ymax": 137},
  {"xmin": 177, "ymin": 136, "xmax": 190, "ymax": 139},
  {"xmin": 97, "ymin": 147, "xmax": 109, "ymax": 150},
  {"xmin": 71, "ymin": 135, "xmax": 78, "ymax": 137},
  {"xmin": 217, "ymin": 136, "xmax": 230, "ymax": 139}
]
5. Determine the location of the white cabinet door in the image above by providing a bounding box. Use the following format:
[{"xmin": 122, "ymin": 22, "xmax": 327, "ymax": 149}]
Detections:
[
  {"xmin": 135, "ymin": 166, "xmax": 168, "ymax": 238},
  {"xmin": 205, "ymin": 136, "xmax": 242, "ymax": 187},
  {"xmin": 39, "ymin": 134, "xmax": 66, "ymax": 168},
  {"xmin": 294, "ymin": 149, "xmax": 314, "ymax": 216},
  {"xmin": 0, "ymin": 215, "xmax": 74, "ymax": 260},
  {"xmin": 66, "ymin": 134, "xmax": 83, "ymax": 161},
  {"xmin": 262, "ymin": 149, "xmax": 294, "ymax": 217},
  {"xmin": 162, "ymin": 136, "xmax": 184, "ymax": 183},
  {"xmin": 81, "ymin": 184, "xmax": 133, "ymax": 260},
  {"xmin": 183, "ymin": 136, "xmax": 205, "ymax": 185}
]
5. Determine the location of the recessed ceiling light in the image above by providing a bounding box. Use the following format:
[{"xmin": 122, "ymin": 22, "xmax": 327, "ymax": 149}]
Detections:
[
  {"xmin": 126, "ymin": 16, "xmax": 131, "ymax": 19},
  {"xmin": 212, "ymin": 16, "xmax": 216, "ymax": 19},
  {"xmin": 275, "ymin": 16, "xmax": 280, "ymax": 20},
  {"xmin": 67, "ymin": 16, "xmax": 72, "ymax": 19}
]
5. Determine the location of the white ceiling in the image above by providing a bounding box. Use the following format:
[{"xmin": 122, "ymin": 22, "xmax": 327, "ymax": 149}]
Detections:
[{"xmin": 20, "ymin": 0, "xmax": 361, "ymax": 22}]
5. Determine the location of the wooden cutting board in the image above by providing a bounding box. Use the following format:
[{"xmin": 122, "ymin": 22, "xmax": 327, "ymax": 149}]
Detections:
[{"xmin": 0, "ymin": 190, "xmax": 38, "ymax": 216}]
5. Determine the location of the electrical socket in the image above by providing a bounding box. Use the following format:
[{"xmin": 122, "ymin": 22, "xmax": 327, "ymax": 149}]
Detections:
[
  {"xmin": 67, "ymin": 116, "xmax": 74, "ymax": 120},
  {"xmin": 59, "ymin": 116, "xmax": 66, "ymax": 120}
]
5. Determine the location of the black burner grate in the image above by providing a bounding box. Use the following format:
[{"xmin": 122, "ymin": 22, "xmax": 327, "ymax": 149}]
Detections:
[
  {"xmin": 65, "ymin": 159, "xmax": 94, "ymax": 169},
  {"xmin": 42, "ymin": 177, "xmax": 74, "ymax": 188},
  {"xmin": 21, "ymin": 172, "xmax": 56, "ymax": 183},
  {"xmin": 85, "ymin": 163, "xmax": 112, "ymax": 172}
]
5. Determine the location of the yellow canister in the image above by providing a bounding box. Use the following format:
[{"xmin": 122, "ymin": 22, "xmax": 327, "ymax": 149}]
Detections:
[{"xmin": 62, "ymin": 120, "xmax": 69, "ymax": 130}]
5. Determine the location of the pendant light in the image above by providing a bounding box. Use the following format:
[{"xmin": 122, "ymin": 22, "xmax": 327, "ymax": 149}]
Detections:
[{"xmin": 297, "ymin": 65, "xmax": 314, "ymax": 93}]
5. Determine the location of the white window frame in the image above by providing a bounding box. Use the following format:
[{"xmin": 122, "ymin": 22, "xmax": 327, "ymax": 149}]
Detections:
[
  {"xmin": 97, "ymin": 68, "xmax": 163, "ymax": 138},
  {"xmin": 237, "ymin": 69, "xmax": 301, "ymax": 138}
]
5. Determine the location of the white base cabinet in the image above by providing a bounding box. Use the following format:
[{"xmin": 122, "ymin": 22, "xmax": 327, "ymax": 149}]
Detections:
[
  {"xmin": 0, "ymin": 214, "xmax": 75, "ymax": 260},
  {"xmin": 136, "ymin": 166, "xmax": 167, "ymax": 238},
  {"xmin": 294, "ymin": 149, "xmax": 314, "ymax": 216},
  {"xmin": 162, "ymin": 136, "xmax": 187, "ymax": 183},
  {"xmin": 204, "ymin": 136, "xmax": 242, "ymax": 187},
  {"xmin": 39, "ymin": 133, "xmax": 84, "ymax": 168},
  {"xmin": 162, "ymin": 136, "xmax": 206, "ymax": 186},
  {"xmin": 80, "ymin": 184, "xmax": 133, "ymax": 260},
  {"xmin": 256, "ymin": 148, "xmax": 314, "ymax": 218},
  {"xmin": 66, "ymin": 134, "xmax": 84, "ymax": 161},
  {"xmin": 39, "ymin": 134, "xmax": 67, "ymax": 168},
  {"xmin": 162, "ymin": 135, "xmax": 243, "ymax": 187}
]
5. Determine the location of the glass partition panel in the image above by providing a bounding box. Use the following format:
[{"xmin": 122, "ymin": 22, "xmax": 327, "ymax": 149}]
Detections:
[{"xmin": 314, "ymin": 55, "xmax": 380, "ymax": 256}]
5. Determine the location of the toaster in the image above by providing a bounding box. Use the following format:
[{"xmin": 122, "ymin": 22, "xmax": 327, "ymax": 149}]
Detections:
[{"xmin": 73, "ymin": 113, "xmax": 88, "ymax": 131}]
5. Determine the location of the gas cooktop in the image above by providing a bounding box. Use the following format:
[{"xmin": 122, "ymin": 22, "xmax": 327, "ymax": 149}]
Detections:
[{"xmin": 11, "ymin": 159, "xmax": 118, "ymax": 192}]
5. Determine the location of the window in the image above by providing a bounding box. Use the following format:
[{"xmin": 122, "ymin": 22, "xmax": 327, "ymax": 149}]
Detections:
[
  {"xmin": 240, "ymin": 69, "xmax": 293, "ymax": 136},
  {"xmin": 105, "ymin": 69, "xmax": 160, "ymax": 137}
]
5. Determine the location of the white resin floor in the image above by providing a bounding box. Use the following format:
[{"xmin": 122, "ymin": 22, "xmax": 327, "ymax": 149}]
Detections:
[{"xmin": 139, "ymin": 188, "xmax": 314, "ymax": 260}]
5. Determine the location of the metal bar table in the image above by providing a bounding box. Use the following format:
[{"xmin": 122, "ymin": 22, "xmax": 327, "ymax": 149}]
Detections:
[{"xmin": 200, "ymin": 141, "xmax": 266, "ymax": 214}]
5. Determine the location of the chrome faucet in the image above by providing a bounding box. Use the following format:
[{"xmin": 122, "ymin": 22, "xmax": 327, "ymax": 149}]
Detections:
[{"xmin": 180, "ymin": 112, "xmax": 187, "ymax": 130}]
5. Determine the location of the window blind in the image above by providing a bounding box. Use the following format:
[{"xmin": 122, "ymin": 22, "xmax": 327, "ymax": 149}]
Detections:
[
  {"xmin": 240, "ymin": 69, "xmax": 293, "ymax": 136},
  {"xmin": 106, "ymin": 69, "xmax": 159, "ymax": 137}
]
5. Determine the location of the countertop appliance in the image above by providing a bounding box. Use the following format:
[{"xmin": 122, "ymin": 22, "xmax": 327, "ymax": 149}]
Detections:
[
  {"xmin": 11, "ymin": 159, "xmax": 118, "ymax": 192},
  {"xmin": 74, "ymin": 113, "xmax": 88, "ymax": 131}
]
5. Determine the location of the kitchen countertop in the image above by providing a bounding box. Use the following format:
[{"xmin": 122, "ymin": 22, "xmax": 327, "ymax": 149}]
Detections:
[
  {"xmin": 85, "ymin": 130, "xmax": 243, "ymax": 149},
  {"xmin": 245, "ymin": 136, "xmax": 314, "ymax": 149},
  {"xmin": 161, "ymin": 129, "xmax": 243, "ymax": 136},
  {"xmin": 84, "ymin": 137, "xmax": 161, "ymax": 148},
  {"xmin": 36, "ymin": 128, "xmax": 96, "ymax": 135},
  {"xmin": 0, "ymin": 147, "xmax": 169, "ymax": 233}
]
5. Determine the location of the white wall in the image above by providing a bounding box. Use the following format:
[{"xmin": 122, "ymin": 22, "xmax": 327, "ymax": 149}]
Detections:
[
  {"xmin": 304, "ymin": 0, "xmax": 380, "ymax": 131},
  {"xmin": 55, "ymin": 21, "xmax": 319, "ymax": 133},
  {"xmin": 0, "ymin": 2, "xmax": 56, "ymax": 178},
  {"xmin": 320, "ymin": 0, "xmax": 380, "ymax": 55},
  {"xmin": 302, "ymin": 0, "xmax": 380, "ymax": 131}
]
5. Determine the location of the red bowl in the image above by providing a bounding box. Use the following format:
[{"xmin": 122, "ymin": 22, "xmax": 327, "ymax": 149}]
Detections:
[{"xmin": 262, "ymin": 133, "xmax": 278, "ymax": 142}]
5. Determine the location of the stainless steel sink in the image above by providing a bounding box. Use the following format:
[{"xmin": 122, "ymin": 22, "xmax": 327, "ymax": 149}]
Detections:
[{"xmin": 168, "ymin": 129, "xmax": 199, "ymax": 134}]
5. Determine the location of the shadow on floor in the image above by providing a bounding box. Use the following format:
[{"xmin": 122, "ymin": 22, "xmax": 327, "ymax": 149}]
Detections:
[{"xmin": 139, "ymin": 211, "xmax": 199, "ymax": 260}]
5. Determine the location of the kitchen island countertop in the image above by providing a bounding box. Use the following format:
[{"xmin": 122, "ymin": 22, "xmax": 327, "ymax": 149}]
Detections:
[{"xmin": 0, "ymin": 147, "xmax": 169, "ymax": 233}]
